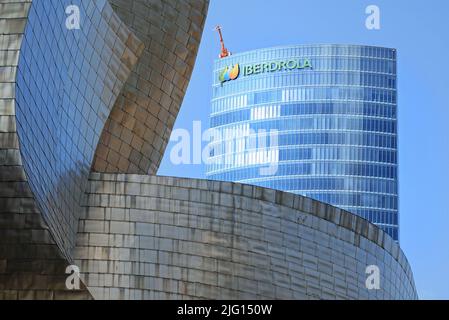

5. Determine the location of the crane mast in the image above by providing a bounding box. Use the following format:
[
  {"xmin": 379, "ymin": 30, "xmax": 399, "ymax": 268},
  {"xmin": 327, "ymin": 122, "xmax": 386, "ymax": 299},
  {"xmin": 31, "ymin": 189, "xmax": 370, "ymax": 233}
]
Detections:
[{"xmin": 215, "ymin": 25, "xmax": 231, "ymax": 59}]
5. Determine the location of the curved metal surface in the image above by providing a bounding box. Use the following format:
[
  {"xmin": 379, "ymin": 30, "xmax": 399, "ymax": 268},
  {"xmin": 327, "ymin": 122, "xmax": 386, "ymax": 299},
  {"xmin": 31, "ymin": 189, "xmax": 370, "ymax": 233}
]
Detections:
[
  {"xmin": 75, "ymin": 174, "xmax": 418, "ymax": 300},
  {"xmin": 92, "ymin": 0, "xmax": 209, "ymax": 175}
]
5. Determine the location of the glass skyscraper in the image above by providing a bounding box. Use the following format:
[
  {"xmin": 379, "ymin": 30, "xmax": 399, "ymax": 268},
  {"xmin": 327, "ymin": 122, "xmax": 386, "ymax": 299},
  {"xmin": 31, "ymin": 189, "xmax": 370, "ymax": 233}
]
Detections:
[{"xmin": 206, "ymin": 45, "xmax": 399, "ymax": 241}]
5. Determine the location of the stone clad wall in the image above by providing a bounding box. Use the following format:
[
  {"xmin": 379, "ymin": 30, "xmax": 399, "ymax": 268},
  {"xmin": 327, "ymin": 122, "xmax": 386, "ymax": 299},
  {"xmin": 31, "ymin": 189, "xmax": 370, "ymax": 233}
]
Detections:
[{"xmin": 75, "ymin": 173, "xmax": 418, "ymax": 300}]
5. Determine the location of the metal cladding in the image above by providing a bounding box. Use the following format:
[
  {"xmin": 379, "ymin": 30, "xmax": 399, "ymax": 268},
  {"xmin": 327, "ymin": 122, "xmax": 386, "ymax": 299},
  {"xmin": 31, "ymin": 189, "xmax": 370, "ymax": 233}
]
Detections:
[
  {"xmin": 15, "ymin": 0, "xmax": 144, "ymax": 263},
  {"xmin": 92, "ymin": 0, "xmax": 209, "ymax": 175},
  {"xmin": 0, "ymin": 0, "xmax": 417, "ymax": 300},
  {"xmin": 0, "ymin": 0, "xmax": 208, "ymax": 299},
  {"xmin": 0, "ymin": 0, "xmax": 94, "ymax": 299},
  {"xmin": 76, "ymin": 174, "xmax": 418, "ymax": 300}
]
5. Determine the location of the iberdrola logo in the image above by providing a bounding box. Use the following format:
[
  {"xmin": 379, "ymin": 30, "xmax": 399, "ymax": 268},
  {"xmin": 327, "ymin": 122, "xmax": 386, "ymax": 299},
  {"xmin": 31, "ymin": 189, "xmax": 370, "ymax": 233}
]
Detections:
[{"xmin": 219, "ymin": 64, "xmax": 240, "ymax": 83}]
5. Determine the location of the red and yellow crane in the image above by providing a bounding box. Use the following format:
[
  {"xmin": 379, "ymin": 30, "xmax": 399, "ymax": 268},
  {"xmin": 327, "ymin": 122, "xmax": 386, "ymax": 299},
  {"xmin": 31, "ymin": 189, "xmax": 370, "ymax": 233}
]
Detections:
[{"xmin": 214, "ymin": 25, "xmax": 231, "ymax": 59}]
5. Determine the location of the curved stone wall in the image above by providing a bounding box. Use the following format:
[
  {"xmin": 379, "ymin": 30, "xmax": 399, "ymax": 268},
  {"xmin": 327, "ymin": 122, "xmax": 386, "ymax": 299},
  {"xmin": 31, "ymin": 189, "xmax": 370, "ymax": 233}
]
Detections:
[
  {"xmin": 75, "ymin": 174, "xmax": 418, "ymax": 300},
  {"xmin": 92, "ymin": 0, "xmax": 209, "ymax": 175}
]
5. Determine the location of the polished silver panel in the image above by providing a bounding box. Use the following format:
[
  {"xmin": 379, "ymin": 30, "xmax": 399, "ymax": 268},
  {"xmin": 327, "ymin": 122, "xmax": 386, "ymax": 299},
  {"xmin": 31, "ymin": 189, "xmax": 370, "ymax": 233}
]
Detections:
[{"xmin": 92, "ymin": 0, "xmax": 209, "ymax": 175}]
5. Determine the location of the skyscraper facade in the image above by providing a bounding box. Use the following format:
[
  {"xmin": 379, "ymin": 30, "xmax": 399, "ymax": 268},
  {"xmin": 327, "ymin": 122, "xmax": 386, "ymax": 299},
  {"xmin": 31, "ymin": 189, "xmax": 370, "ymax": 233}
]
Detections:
[{"xmin": 206, "ymin": 45, "xmax": 399, "ymax": 241}]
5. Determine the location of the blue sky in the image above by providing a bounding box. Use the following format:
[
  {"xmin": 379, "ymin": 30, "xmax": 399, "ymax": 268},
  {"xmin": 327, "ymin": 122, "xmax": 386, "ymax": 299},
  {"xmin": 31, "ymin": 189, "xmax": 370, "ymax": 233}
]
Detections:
[{"xmin": 158, "ymin": 0, "xmax": 449, "ymax": 299}]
